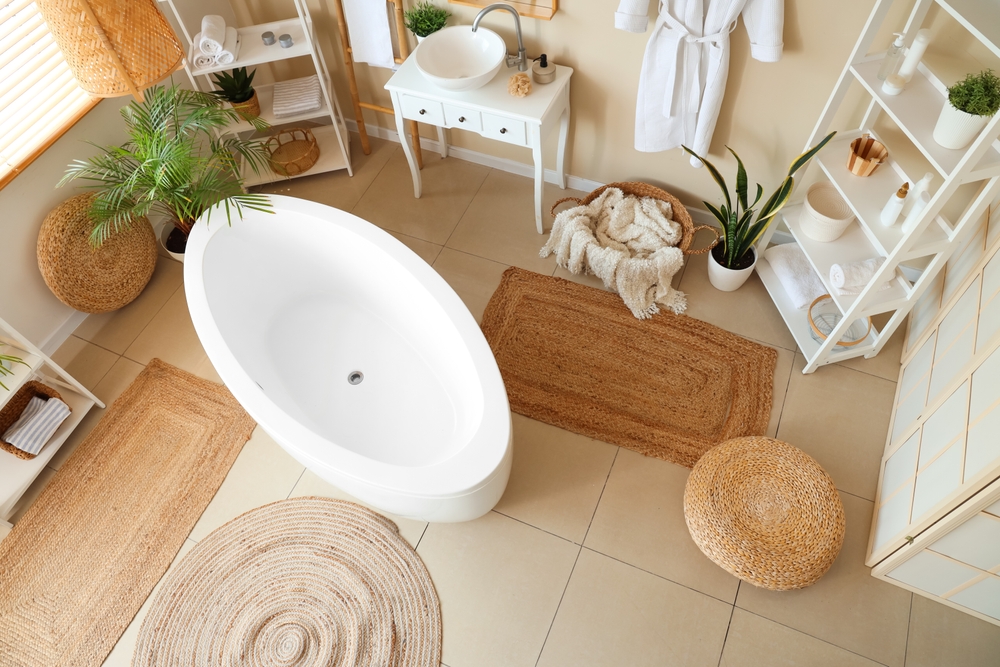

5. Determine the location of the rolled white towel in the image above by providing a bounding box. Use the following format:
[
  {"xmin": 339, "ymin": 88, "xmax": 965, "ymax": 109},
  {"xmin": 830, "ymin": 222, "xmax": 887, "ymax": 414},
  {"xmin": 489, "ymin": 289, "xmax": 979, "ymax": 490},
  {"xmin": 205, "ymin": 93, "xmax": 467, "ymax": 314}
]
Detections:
[
  {"xmin": 191, "ymin": 33, "xmax": 216, "ymax": 68},
  {"xmin": 763, "ymin": 243, "xmax": 827, "ymax": 310},
  {"xmin": 3, "ymin": 395, "xmax": 71, "ymax": 456},
  {"xmin": 199, "ymin": 15, "xmax": 227, "ymax": 54},
  {"xmin": 830, "ymin": 257, "xmax": 885, "ymax": 289},
  {"xmin": 214, "ymin": 27, "xmax": 240, "ymax": 66}
]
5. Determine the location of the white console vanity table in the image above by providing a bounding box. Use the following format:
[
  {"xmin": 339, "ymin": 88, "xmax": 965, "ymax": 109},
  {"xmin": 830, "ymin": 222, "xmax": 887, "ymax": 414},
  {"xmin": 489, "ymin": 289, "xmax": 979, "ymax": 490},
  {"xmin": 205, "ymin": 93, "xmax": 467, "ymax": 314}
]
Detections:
[{"xmin": 385, "ymin": 57, "xmax": 572, "ymax": 233}]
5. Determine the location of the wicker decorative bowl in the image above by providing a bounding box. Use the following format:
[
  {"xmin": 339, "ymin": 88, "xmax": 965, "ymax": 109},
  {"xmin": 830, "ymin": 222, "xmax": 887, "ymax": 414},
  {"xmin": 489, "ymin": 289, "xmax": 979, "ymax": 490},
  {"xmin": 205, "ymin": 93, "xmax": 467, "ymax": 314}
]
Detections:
[
  {"xmin": 550, "ymin": 181, "xmax": 720, "ymax": 255},
  {"xmin": 0, "ymin": 381, "xmax": 69, "ymax": 460},
  {"xmin": 267, "ymin": 128, "xmax": 320, "ymax": 177},
  {"xmin": 847, "ymin": 135, "xmax": 888, "ymax": 177},
  {"xmin": 808, "ymin": 294, "xmax": 872, "ymax": 347},
  {"xmin": 37, "ymin": 193, "xmax": 158, "ymax": 313}
]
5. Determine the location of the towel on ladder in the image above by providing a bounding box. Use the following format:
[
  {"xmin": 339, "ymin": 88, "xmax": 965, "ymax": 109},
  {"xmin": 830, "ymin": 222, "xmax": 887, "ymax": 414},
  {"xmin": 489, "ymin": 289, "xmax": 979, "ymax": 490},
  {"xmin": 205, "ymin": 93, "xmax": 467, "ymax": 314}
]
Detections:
[
  {"xmin": 540, "ymin": 187, "xmax": 686, "ymax": 319},
  {"xmin": 341, "ymin": 0, "xmax": 395, "ymax": 69},
  {"xmin": 272, "ymin": 76, "xmax": 323, "ymax": 117},
  {"xmin": 3, "ymin": 395, "xmax": 71, "ymax": 456}
]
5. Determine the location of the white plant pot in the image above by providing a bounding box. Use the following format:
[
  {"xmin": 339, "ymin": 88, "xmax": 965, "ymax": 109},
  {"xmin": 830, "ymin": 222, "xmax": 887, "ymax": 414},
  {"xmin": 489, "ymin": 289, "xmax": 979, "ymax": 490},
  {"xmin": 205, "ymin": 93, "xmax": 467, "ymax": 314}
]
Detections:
[
  {"xmin": 707, "ymin": 246, "xmax": 757, "ymax": 292},
  {"xmin": 932, "ymin": 103, "xmax": 991, "ymax": 150},
  {"xmin": 159, "ymin": 222, "xmax": 185, "ymax": 264},
  {"xmin": 416, "ymin": 34, "xmax": 426, "ymax": 44}
]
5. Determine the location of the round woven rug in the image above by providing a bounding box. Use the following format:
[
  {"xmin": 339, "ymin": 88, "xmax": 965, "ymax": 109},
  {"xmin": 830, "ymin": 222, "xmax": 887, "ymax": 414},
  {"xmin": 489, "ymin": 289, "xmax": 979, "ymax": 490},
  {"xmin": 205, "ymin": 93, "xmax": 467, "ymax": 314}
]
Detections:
[
  {"xmin": 683, "ymin": 436, "xmax": 846, "ymax": 591},
  {"xmin": 132, "ymin": 498, "xmax": 441, "ymax": 667}
]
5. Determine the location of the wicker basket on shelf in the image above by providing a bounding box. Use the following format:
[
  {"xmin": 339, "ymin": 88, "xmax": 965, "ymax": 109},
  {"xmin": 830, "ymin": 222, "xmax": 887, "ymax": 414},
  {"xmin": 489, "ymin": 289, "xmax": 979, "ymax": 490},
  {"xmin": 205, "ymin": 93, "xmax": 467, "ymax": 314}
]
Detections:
[
  {"xmin": 0, "ymin": 381, "xmax": 70, "ymax": 460},
  {"xmin": 266, "ymin": 128, "xmax": 320, "ymax": 177},
  {"xmin": 550, "ymin": 181, "xmax": 720, "ymax": 255}
]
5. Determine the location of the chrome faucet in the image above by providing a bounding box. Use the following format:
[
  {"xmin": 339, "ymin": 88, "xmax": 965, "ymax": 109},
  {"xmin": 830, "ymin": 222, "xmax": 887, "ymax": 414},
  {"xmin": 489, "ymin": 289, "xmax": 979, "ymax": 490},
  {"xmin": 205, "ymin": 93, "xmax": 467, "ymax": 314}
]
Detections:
[{"xmin": 471, "ymin": 3, "xmax": 528, "ymax": 72}]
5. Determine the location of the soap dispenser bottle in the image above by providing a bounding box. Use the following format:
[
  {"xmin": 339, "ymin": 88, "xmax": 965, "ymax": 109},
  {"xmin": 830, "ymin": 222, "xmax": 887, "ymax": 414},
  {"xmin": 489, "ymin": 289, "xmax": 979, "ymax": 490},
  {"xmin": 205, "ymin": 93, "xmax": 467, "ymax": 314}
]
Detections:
[
  {"xmin": 880, "ymin": 182, "xmax": 909, "ymax": 227},
  {"xmin": 878, "ymin": 33, "xmax": 905, "ymax": 81},
  {"xmin": 532, "ymin": 54, "xmax": 556, "ymax": 84}
]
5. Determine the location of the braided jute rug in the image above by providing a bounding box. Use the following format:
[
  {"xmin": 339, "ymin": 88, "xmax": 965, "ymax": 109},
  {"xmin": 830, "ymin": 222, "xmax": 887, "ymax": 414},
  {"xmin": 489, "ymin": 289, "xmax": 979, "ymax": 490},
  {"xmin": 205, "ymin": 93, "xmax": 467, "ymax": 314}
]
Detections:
[
  {"xmin": 0, "ymin": 359, "xmax": 256, "ymax": 667},
  {"xmin": 481, "ymin": 268, "xmax": 777, "ymax": 467},
  {"xmin": 133, "ymin": 498, "xmax": 442, "ymax": 667}
]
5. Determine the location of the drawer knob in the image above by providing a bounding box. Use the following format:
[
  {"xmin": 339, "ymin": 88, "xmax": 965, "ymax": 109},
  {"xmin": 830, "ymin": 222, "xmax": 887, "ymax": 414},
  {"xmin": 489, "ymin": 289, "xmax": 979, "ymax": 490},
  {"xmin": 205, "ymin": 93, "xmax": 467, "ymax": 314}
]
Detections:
[
  {"xmin": 419, "ymin": 109, "xmax": 427, "ymax": 115},
  {"xmin": 500, "ymin": 128, "xmax": 507, "ymax": 134},
  {"xmin": 459, "ymin": 116, "xmax": 466, "ymax": 122}
]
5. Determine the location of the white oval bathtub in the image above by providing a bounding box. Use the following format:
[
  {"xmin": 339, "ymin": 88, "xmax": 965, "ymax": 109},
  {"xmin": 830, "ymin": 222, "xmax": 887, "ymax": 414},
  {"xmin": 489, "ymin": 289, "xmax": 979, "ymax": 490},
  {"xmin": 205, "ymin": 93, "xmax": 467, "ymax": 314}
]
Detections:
[{"xmin": 183, "ymin": 195, "xmax": 511, "ymax": 522}]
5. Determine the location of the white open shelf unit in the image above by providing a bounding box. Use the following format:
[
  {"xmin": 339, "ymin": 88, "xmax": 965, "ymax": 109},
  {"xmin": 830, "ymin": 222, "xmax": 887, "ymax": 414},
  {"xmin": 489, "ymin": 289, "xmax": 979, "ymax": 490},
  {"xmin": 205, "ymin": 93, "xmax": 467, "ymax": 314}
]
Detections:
[
  {"xmin": 159, "ymin": 0, "xmax": 353, "ymax": 186},
  {"xmin": 757, "ymin": 0, "xmax": 1000, "ymax": 374},
  {"xmin": 0, "ymin": 322, "xmax": 103, "ymax": 523}
]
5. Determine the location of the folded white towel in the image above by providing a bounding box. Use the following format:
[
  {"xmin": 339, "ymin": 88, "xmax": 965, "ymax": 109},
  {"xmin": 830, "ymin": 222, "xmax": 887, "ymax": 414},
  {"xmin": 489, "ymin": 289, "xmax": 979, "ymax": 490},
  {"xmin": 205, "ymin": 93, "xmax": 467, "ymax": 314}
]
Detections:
[
  {"xmin": 191, "ymin": 33, "xmax": 216, "ymax": 68},
  {"xmin": 3, "ymin": 395, "xmax": 71, "ymax": 456},
  {"xmin": 342, "ymin": 0, "xmax": 395, "ymax": 68},
  {"xmin": 214, "ymin": 27, "xmax": 240, "ymax": 66},
  {"xmin": 830, "ymin": 257, "xmax": 894, "ymax": 296},
  {"xmin": 763, "ymin": 243, "xmax": 827, "ymax": 309},
  {"xmin": 199, "ymin": 15, "xmax": 227, "ymax": 55},
  {"xmin": 273, "ymin": 75, "xmax": 323, "ymax": 117}
]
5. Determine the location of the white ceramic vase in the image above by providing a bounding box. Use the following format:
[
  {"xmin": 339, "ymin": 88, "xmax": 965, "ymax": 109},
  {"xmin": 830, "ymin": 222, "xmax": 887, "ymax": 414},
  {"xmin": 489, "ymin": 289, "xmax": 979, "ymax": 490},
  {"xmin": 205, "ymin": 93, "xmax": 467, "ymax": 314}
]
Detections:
[
  {"xmin": 932, "ymin": 103, "xmax": 991, "ymax": 150},
  {"xmin": 708, "ymin": 246, "xmax": 757, "ymax": 292},
  {"xmin": 416, "ymin": 34, "xmax": 425, "ymax": 44},
  {"xmin": 159, "ymin": 222, "xmax": 185, "ymax": 263}
]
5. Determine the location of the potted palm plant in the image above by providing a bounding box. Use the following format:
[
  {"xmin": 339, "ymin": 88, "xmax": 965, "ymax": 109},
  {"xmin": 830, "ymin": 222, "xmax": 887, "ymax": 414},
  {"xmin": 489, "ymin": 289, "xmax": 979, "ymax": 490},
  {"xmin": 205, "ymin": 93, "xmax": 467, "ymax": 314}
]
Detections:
[
  {"xmin": 933, "ymin": 69, "xmax": 1000, "ymax": 150},
  {"xmin": 404, "ymin": 1, "xmax": 450, "ymax": 42},
  {"xmin": 61, "ymin": 84, "xmax": 273, "ymax": 261},
  {"xmin": 211, "ymin": 67, "xmax": 260, "ymax": 119},
  {"xmin": 684, "ymin": 131, "xmax": 836, "ymax": 292}
]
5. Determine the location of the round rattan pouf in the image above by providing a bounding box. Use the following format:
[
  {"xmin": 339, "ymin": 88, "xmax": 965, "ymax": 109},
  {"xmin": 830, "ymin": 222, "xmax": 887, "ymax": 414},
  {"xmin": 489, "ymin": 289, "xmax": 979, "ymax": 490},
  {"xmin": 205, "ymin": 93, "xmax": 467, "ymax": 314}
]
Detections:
[
  {"xmin": 683, "ymin": 436, "xmax": 846, "ymax": 591},
  {"xmin": 36, "ymin": 193, "xmax": 157, "ymax": 314},
  {"xmin": 133, "ymin": 497, "xmax": 441, "ymax": 667}
]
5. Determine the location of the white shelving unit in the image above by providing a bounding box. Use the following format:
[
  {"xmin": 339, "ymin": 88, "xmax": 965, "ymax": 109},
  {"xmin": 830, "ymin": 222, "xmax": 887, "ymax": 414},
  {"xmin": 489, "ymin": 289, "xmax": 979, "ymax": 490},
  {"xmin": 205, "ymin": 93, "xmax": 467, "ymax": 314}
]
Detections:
[
  {"xmin": 158, "ymin": 0, "xmax": 353, "ymax": 184},
  {"xmin": 0, "ymin": 317, "xmax": 103, "ymax": 522},
  {"xmin": 757, "ymin": 0, "xmax": 1000, "ymax": 374}
]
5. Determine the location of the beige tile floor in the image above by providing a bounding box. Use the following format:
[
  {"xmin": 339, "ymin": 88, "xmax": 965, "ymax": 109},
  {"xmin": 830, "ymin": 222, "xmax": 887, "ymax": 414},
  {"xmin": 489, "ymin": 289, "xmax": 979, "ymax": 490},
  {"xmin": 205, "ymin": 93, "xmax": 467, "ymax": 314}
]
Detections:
[{"xmin": 17, "ymin": 134, "xmax": 1000, "ymax": 666}]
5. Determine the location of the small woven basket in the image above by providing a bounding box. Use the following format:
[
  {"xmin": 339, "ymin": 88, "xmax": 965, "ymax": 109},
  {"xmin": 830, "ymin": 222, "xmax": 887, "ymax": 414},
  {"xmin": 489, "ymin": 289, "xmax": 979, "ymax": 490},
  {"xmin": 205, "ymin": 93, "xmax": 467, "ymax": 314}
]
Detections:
[
  {"xmin": 231, "ymin": 90, "xmax": 261, "ymax": 119},
  {"xmin": 799, "ymin": 182, "xmax": 855, "ymax": 243},
  {"xmin": 847, "ymin": 135, "xmax": 888, "ymax": 177},
  {"xmin": 0, "ymin": 381, "xmax": 70, "ymax": 460},
  {"xmin": 550, "ymin": 182, "xmax": 720, "ymax": 255},
  {"xmin": 267, "ymin": 128, "xmax": 320, "ymax": 177}
]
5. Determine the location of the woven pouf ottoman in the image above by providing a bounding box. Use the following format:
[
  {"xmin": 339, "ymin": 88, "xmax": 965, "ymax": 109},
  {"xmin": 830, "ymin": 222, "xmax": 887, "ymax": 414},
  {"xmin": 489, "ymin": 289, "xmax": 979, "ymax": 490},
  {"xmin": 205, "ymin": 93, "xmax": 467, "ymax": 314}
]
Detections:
[
  {"xmin": 683, "ymin": 436, "xmax": 846, "ymax": 590},
  {"xmin": 37, "ymin": 193, "xmax": 157, "ymax": 314}
]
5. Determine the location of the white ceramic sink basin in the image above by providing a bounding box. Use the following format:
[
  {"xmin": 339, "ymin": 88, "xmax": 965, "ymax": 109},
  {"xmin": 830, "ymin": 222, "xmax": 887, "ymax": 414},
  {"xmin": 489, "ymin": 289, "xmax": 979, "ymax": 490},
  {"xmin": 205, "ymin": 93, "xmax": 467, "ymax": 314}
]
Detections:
[{"xmin": 414, "ymin": 26, "xmax": 506, "ymax": 91}]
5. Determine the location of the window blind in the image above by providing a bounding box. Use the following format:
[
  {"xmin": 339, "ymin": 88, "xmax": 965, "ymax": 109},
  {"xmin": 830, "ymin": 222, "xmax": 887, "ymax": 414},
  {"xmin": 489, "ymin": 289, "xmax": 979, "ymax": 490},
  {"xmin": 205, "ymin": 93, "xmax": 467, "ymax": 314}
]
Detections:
[{"xmin": 0, "ymin": 0, "xmax": 96, "ymax": 186}]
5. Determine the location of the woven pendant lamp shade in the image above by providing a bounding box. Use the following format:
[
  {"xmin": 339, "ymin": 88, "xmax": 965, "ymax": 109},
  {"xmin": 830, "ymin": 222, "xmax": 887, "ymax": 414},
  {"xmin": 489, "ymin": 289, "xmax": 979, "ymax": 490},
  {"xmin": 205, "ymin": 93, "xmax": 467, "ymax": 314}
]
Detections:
[{"xmin": 35, "ymin": 0, "xmax": 184, "ymax": 101}]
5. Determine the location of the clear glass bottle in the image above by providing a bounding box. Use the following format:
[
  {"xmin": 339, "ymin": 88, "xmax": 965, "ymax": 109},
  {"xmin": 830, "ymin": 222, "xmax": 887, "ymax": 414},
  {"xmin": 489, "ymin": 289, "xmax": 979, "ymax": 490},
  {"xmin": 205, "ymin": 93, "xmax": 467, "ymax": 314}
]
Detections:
[{"xmin": 878, "ymin": 33, "xmax": 905, "ymax": 81}]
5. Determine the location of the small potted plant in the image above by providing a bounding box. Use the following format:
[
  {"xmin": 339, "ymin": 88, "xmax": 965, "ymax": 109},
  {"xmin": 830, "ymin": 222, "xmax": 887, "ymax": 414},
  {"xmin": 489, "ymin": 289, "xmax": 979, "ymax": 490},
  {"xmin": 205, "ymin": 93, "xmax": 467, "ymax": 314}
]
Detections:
[
  {"xmin": 404, "ymin": 1, "xmax": 450, "ymax": 42},
  {"xmin": 61, "ymin": 84, "xmax": 273, "ymax": 261},
  {"xmin": 684, "ymin": 131, "xmax": 836, "ymax": 292},
  {"xmin": 933, "ymin": 69, "xmax": 1000, "ymax": 150},
  {"xmin": 211, "ymin": 67, "xmax": 260, "ymax": 119}
]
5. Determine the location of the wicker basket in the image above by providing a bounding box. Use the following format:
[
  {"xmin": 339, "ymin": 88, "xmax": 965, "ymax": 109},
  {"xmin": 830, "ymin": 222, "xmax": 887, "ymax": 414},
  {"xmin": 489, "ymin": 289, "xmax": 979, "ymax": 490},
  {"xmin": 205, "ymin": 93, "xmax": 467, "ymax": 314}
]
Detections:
[
  {"xmin": 231, "ymin": 90, "xmax": 261, "ymax": 119},
  {"xmin": 550, "ymin": 182, "xmax": 720, "ymax": 255},
  {"xmin": 0, "ymin": 381, "xmax": 70, "ymax": 460},
  {"xmin": 847, "ymin": 134, "xmax": 888, "ymax": 177},
  {"xmin": 266, "ymin": 128, "xmax": 320, "ymax": 177}
]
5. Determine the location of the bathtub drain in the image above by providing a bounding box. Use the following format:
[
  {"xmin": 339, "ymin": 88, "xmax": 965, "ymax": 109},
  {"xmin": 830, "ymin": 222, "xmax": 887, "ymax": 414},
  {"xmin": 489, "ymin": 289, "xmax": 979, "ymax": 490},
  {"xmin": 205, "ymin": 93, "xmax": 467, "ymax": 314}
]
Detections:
[{"xmin": 347, "ymin": 371, "xmax": 364, "ymax": 385}]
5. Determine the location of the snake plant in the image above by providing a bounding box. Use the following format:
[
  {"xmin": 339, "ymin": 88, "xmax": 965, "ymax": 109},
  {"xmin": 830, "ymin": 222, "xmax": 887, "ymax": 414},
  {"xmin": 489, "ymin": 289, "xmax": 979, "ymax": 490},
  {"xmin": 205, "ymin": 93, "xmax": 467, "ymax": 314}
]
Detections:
[
  {"xmin": 0, "ymin": 354, "xmax": 28, "ymax": 391},
  {"xmin": 684, "ymin": 131, "xmax": 837, "ymax": 270}
]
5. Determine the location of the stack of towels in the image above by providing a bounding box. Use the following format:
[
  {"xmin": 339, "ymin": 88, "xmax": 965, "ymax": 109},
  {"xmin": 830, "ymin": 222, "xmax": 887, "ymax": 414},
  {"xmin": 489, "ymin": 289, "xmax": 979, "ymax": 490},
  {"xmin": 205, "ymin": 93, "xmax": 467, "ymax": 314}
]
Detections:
[
  {"xmin": 3, "ymin": 395, "xmax": 71, "ymax": 457},
  {"xmin": 272, "ymin": 76, "xmax": 323, "ymax": 118},
  {"xmin": 764, "ymin": 244, "xmax": 896, "ymax": 309},
  {"xmin": 192, "ymin": 15, "xmax": 241, "ymax": 69}
]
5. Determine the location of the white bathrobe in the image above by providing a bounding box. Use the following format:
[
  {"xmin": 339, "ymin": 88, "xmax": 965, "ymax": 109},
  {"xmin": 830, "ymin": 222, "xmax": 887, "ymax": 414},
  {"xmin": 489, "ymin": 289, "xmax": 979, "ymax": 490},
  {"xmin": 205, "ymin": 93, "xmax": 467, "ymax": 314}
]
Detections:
[{"xmin": 615, "ymin": 0, "xmax": 784, "ymax": 166}]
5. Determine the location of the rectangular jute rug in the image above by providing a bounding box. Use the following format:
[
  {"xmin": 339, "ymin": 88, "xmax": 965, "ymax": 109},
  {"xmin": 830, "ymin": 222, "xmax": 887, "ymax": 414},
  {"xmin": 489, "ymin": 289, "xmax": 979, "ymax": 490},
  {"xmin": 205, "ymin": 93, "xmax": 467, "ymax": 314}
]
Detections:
[
  {"xmin": 0, "ymin": 359, "xmax": 256, "ymax": 667},
  {"xmin": 481, "ymin": 268, "xmax": 777, "ymax": 467}
]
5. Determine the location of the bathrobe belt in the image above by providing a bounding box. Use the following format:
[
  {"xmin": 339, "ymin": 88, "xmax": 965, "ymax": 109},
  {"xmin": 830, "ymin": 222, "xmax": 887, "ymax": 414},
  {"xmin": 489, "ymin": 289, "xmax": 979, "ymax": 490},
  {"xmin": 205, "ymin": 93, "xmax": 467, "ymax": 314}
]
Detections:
[{"xmin": 656, "ymin": 10, "xmax": 737, "ymax": 118}]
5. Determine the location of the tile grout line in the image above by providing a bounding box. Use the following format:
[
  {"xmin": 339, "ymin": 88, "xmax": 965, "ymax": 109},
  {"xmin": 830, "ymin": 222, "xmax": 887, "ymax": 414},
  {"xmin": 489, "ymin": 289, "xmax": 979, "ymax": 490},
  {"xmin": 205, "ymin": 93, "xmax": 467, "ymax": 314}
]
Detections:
[
  {"xmin": 413, "ymin": 523, "xmax": 429, "ymax": 551},
  {"xmin": 580, "ymin": 447, "xmax": 619, "ymax": 546},
  {"xmin": 489, "ymin": 509, "xmax": 577, "ymax": 546},
  {"xmin": 347, "ymin": 143, "xmax": 399, "ymax": 216},
  {"xmin": 532, "ymin": 543, "xmax": 582, "ymax": 667},
  {"xmin": 119, "ymin": 282, "xmax": 185, "ymax": 366},
  {"xmin": 284, "ymin": 467, "xmax": 308, "ymax": 500},
  {"xmin": 439, "ymin": 168, "xmax": 494, "ymax": 250},
  {"xmin": 716, "ymin": 585, "xmax": 737, "ymax": 667}
]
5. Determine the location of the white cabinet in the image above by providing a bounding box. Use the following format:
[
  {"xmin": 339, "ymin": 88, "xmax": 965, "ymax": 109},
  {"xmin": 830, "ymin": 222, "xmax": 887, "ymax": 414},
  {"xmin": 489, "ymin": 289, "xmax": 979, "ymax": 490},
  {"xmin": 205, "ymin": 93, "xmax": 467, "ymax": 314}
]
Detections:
[
  {"xmin": 756, "ymin": 0, "xmax": 1000, "ymax": 374},
  {"xmin": 158, "ymin": 0, "xmax": 353, "ymax": 185}
]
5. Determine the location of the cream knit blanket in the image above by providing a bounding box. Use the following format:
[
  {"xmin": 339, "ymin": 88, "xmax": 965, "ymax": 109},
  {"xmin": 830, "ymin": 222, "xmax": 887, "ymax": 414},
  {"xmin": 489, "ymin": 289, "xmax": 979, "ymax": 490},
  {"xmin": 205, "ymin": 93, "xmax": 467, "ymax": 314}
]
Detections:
[{"xmin": 540, "ymin": 188, "xmax": 686, "ymax": 319}]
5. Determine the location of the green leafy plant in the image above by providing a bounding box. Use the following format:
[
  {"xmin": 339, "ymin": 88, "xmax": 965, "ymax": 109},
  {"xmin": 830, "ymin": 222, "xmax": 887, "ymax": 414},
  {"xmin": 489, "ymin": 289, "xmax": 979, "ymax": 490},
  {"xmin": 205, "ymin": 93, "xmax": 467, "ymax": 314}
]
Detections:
[
  {"xmin": 60, "ymin": 84, "xmax": 273, "ymax": 251},
  {"xmin": 948, "ymin": 69, "xmax": 1000, "ymax": 117},
  {"xmin": 684, "ymin": 131, "xmax": 837, "ymax": 270},
  {"xmin": 0, "ymin": 354, "xmax": 28, "ymax": 391},
  {"xmin": 211, "ymin": 67, "xmax": 256, "ymax": 104},
  {"xmin": 404, "ymin": 1, "xmax": 450, "ymax": 37}
]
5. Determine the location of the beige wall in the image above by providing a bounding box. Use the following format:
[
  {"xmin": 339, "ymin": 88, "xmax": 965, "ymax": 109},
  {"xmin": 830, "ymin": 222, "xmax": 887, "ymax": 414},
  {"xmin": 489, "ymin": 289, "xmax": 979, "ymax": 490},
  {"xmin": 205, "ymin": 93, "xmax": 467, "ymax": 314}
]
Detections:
[{"xmin": 233, "ymin": 0, "xmax": 992, "ymax": 208}]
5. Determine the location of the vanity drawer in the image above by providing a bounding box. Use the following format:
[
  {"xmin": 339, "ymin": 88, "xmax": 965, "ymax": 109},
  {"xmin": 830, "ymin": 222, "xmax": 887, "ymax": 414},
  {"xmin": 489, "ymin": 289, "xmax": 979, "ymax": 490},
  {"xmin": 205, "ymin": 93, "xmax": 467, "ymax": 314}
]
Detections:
[
  {"xmin": 443, "ymin": 104, "xmax": 482, "ymax": 132},
  {"xmin": 399, "ymin": 95, "xmax": 444, "ymax": 125},
  {"xmin": 482, "ymin": 113, "xmax": 526, "ymax": 145}
]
